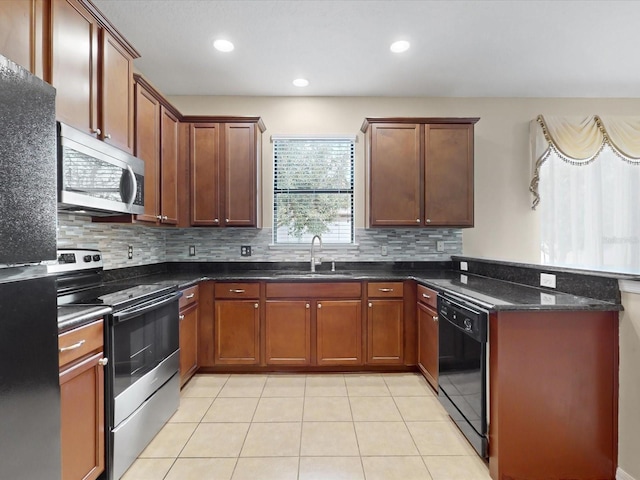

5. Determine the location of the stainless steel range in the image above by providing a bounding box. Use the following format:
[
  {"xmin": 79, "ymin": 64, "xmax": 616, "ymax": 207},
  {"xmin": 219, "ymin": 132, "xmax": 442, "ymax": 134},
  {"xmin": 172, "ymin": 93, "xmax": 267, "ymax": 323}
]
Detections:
[{"xmin": 50, "ymin": 249, "xmax": 181, "ymax": 480}]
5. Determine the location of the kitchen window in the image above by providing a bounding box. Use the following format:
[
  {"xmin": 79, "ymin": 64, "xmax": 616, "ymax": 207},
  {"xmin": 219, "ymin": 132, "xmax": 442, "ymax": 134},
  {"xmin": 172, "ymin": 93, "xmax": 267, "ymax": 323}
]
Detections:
[
  {"xmin": 530, "ymin": 115, "xmax": 640, "ymax": 274},
  {"xmin": 272, "ymin": 136, "xmax": 355, "ymax": 244}
]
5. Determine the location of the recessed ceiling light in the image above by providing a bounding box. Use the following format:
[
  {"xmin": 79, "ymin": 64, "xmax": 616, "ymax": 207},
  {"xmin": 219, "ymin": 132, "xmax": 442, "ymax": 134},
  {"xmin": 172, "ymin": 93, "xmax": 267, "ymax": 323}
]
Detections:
[
  {"xmin": 213, "ymin": 39, "xmax": 234, "ymax": 52},
  {"xmin": 390, "ymin": 40, "xmax": 410, "ymax": 53},
  {"xmin": 293, "ymin": 78, "xmax": 309, "ymax": 87}
]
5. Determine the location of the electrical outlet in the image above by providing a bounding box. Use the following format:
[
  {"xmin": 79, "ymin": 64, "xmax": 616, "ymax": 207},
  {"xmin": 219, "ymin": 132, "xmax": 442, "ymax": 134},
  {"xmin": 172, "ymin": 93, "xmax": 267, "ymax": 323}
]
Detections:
[
  {"xmin": 127, "ymin": 245, "xmax": 133, "ymax": 259},
  {"xmin": 381, "ymin": 245, "xmax": 388, "ymax": 256},
  {"xmin": 240, "ymin": 246, "xmax": 252, "ymax": 257},
  {"xmin": 436, "ymin": 240, "xmax": 445, "ymax": 252},
  {"xmin": 540, "ymin": 272, "xmax": 556, "ymax": 288},
  {"xmin": 460, "ymin": 261, "xmax": 468, "ymax": 271},
  {"xmin": 189, "ymin": 245, "xmax": 196, "ymax": 256}
]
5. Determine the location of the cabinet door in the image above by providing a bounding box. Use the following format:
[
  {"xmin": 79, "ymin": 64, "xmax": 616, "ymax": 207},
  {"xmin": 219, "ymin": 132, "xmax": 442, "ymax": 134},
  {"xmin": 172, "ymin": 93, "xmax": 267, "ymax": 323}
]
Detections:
[
  {"xmin": 369, "ymin": 123, "xmax": 421, "ymax": 226},
  {"xmin": 417, "ymin": 301, "xmax": 438, "ymax": 389},
  {"xmin": 160, "ymin": 106, "xmax": 179, "ymax": 224},
  {"xmin": 60, "ymin": 351, "xmax": 105, "ymax": 480},
  {"xmin": 100, "ymin": 29, "xmax": 133, "ymax": 153},
  {"xmin": 50, "ymin": 0, "xmax": 99, "ymax": 136},
  {"xmin": 224, "ymin": 123, "xmax": 257, "ymax": 226},
  {"xmin": 367, "ymin": 299, "xmax": 403, "ymax": 364},
  {"xmin": 316, "ymin": 300, "xmax": 362, "ymax": 365},
  {"xmin": 179, "ymin": 303, "xmax": 198, "ymax": 386},
  {"xmin": 215, "ymin": 300, "xmax": 260, "ymax": 365},
  {"xmin": 191, "ymin": 123, "xmax": 221, "ymax": 226},
  {"xmin": 134, "ymin": 82, "xmax": 161, "ymax": 223},
  {"xmin": 265, "ymin": 300, "xmax": 311, "ymax": 365},
  {"xmin": 424, "ymin": 124, "xmax": 474, "ymax": 226},
  {"xmin": 0, "ymin": 0, "xmax": 44, "ymax": 76}
]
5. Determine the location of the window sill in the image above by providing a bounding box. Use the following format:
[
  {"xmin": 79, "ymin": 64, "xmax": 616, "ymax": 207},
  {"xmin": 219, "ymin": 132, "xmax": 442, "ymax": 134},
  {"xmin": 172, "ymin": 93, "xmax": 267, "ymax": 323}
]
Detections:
[{"xmin": 268, "ymin": 243, "xmax": 360, "ymax": 250}]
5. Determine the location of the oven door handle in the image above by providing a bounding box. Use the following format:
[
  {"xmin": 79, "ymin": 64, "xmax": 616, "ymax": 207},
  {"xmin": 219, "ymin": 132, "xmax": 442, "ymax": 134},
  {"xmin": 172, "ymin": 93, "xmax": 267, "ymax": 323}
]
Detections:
[{"xmin": 113, "ymin": 291, "xmax": 182, "ymax": 323}]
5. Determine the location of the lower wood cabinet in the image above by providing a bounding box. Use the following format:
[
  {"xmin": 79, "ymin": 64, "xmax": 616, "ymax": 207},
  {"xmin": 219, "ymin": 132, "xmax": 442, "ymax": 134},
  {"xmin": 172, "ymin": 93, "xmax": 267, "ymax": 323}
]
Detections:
[
  {"xmin": 265, "ymin": 300, "xmax": 311, "ymax": 365},
  {"xmin": 417, "ymin": 285, "xmax": 439, "ymax": 390},
  {"xmin": 316, "ymin": 300, "xmax": 362, "ymax": 365},
  {"xmin": 366, "ymin": 282, "xmax": 404, "ymax": 365},
  {"xmin": 58, "ymin": 319, "xmax": 106, "ymax": 480},
  {"xmin": 179, "ymin": 285, "xmax": 199, "ymax": 386}
]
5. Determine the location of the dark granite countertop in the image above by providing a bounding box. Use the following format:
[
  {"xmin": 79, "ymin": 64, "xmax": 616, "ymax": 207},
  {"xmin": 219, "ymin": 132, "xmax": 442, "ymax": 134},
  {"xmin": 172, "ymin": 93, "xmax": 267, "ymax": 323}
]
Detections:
[
  {"xmin": 58, "ymin": 305, "xmax": 112, "ymax": 333},
  {"xmin": 120, "ymin": 267, "xmax": 620, "ymax": 312}
]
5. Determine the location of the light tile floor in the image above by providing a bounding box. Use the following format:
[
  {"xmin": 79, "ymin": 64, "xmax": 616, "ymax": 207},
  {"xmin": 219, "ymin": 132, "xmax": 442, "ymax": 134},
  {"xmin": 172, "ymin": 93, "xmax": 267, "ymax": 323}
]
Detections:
[{"xmin": 122, "ymin": 373, "xmax": 491, "ymax": 480}]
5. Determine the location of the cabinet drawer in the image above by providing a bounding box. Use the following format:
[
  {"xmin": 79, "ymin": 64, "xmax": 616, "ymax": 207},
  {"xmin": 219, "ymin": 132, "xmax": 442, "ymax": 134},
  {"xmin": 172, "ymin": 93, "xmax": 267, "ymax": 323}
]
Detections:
[
  {"xmin": 179, "ymin": 285, "xmax": 199, "ymax": 309},
  {"xmin": 215, "ymin": 282, "xmax": 260, "ymax": 299},
  {"xmin": 58, "ymin": 319, "xmax": 104, "ymax": 368},
  {"xmin": 367, "ymin": 282, "xmax": 404, "ymax": 298},
  {"xmin": 417, "ymin": 285, "xmax": 438, "ymax": 309},
  {"xmin": 266, "ymin": 282, "xmax": 362, "ymax": 299}
]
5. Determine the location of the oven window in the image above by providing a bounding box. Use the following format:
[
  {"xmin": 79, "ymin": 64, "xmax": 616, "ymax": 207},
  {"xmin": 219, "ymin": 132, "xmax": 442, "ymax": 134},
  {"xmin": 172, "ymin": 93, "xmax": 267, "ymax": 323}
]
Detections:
[{"xmin": 112, "ymin": 301, "xmax": 178, "ymax": 397}]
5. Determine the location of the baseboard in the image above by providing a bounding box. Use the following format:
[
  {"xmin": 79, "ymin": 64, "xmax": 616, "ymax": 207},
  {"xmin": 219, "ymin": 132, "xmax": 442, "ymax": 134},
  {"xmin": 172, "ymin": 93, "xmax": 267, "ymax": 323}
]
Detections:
[{"xmin": 617, "ymin": 467, "xmax": 637, "ymax": 480}]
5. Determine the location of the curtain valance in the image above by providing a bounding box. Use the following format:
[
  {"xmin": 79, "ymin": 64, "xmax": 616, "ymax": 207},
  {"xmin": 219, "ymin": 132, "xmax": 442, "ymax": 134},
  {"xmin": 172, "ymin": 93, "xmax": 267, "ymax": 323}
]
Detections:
[{"xmin": 529, "ymin": 114, "xmax": 640, "ymax": 208}]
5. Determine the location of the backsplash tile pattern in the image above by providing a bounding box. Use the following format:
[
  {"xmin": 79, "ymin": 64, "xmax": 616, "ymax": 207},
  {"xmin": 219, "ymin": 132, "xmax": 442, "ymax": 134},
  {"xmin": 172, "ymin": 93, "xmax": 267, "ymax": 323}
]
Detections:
[{"xmin": 57, "ymin": 213, "xmax": 461, "ymax": 269}]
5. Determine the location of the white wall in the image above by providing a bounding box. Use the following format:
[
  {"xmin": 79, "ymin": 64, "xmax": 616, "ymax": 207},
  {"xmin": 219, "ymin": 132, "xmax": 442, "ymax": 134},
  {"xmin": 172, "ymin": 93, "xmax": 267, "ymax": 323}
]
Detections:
[{"xmin": 170, "ymin": 94, "xmax": 640, "ymax": 479}]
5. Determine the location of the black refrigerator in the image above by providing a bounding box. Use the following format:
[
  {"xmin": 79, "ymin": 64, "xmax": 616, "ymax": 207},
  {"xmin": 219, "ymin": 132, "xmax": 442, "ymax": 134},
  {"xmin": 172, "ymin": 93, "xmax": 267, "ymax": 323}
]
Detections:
[{"xmin": 0, "ymin": 54, "xmax": 61, "ymax": 479}]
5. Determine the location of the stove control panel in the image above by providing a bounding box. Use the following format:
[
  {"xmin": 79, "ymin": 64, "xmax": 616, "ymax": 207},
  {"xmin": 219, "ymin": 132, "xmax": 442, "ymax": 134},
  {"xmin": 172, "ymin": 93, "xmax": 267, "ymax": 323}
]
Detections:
[{"xmin": 47, "ymin": 249, "xmax": 103, "ymax": 273}]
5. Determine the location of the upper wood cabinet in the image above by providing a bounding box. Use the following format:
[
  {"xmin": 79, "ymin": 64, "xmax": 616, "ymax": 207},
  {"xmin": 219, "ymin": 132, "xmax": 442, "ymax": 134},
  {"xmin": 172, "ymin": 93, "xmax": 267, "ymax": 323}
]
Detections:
[
  {"xmin": 362, "ymin": 117, "xmax": 479, "ymax": 228},
  {"xmin": 188, "ymin": 117, "xmax": 265, "ymax": 227},
  {"xmin": 0, "ymin": 0, "xmax": 47, "ymax": 77},
  {"xmin": 50, "ymin": 0, "xmax": 138, "ymax": 153},
  {"xmin": 132, "ymin": 75, "xmax": 188, "ymax": 226}
]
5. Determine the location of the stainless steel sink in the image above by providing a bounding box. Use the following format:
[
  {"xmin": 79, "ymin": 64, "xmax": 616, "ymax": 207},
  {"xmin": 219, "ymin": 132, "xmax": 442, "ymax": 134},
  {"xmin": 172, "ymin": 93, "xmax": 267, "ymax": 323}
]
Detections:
[{"xmin": 272, "ymin": 271, "xmax": 354, "ymax": 277}]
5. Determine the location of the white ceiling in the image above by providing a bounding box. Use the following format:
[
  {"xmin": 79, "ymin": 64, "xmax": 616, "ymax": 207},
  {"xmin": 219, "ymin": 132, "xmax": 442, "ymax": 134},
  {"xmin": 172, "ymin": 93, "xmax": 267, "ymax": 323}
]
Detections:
[{"xmin": 93, "ymin": 0, "xmax": 640, "ymax": 98}]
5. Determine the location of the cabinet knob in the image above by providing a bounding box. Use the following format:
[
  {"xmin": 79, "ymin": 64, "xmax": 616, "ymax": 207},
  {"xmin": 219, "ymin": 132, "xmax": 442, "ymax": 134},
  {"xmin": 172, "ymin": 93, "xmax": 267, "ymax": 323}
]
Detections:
[
  {"xmin": 254, "ymin": 303, "xmax": 259, "ymax": 309},
  {"xmin": 368, "ymin": 302, "xmax": 372, "ymax": 308},
  {"xmin": 416, "ymin": 219, "xmax": 420, "ymax": 223},
  {"xmin": 426, "ymin": 218, "xmax": 431, "ymax": 223},
  {"xmin": 98, "ymin": 357, "xmax": 109, "ymax": 366},
  {"xmin": 162, "ymin": 215, "xmax": 168, "ymax": 220},
  {"xmin": 214, "ymin": 218, "xmax": 219, "ymax": 223},
  {"xmin": 433, "ymin": 316, "xmax": 439, "ymax": 322},
  {"xmin": 156, "ymin": 215, "xmax": 162, "ymax": 220},
  {"xmin": 104, "ymin": 133, "xmax": 111, "ymax": 139},
  {"xmin": 306, "ymin": 303, "xmax": 310, "ymax": 309},
  {"xmin": 225, "ymin": 218, "xmax": 230, "ymax": 223},
  {"xmin": 91, "ymin": 128, "xmax": 101, "ymax": 136},
  {"xmin": 318, "ymin": 303, "xmax": 322, "ymax": 309},
  {"xmin": 179, "ymin": 314, "xmax": 185, "ymax": 321}
]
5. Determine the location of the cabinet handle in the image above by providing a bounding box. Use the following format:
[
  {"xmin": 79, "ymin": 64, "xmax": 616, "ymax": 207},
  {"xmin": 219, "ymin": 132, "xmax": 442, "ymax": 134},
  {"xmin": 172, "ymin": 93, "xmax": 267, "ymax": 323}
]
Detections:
[
  {"xmin": 185, "ymin": 293, "xmax": 195, "ymax": 299},
  {"xmin": 422, "ymin": 293, "xmax": 431, "ymax": 299},
  {"xmin": 104, "ymin": 133, "xmax": 111, "ymax": 139},
  {"xmin": 59, "ymin": 339, "xmax": 85, "ymax": 352},
  {"xmin": 91, "ymin": 128, "xmax": 101, "ymax": 136},
  {"xmin": 433, "ymin": 316, "xmax": 439, "ymax": 322},
  {"xmin": 368, "ymin": 302, "xmax": 372, "ymax": 308},
  {"xmin": 426, "ymin": 218, "xmax": 431, "ymax": 223},
  {"xmin": 98, "ymin": 357, "xmax": 109, "ymax": 366},
  {"xmin": 226, "ymin": 218, "xmax": 230, "ymax": 223},
  {"xmin": 306, "ymin": 303, "xmax": 310, "ymax": 309},
  {"xmin": 179, "ymin": 314, "xmax": 185, "ymax": 321},
  {"xmin": 378, "ymin": 288, "xmax": 393, "ymax": 292},
  {"xmin": 214, "ymin": 218, "xmax": 219, "ymax": 223},
  {"xmin": 416, "ymin": 219, "xmax": 420, "ymax": 223},
  {"xmin": 162, "ymin": 215, "xmax": 168, "ymax": 220},
  {"xmin": 230, "ymin": 289, "xmax": 245, "ymax": 293},
  {"xmin": 254, "ymin": 303, "xmax": 259, "ymax": 309},
  {"xmin": 156, "ymin": 215, "xmax": 162, "ymax": 220},
  {"xmin": 318, "ymin": 303, "xmax": 322, "ymax": 309}
]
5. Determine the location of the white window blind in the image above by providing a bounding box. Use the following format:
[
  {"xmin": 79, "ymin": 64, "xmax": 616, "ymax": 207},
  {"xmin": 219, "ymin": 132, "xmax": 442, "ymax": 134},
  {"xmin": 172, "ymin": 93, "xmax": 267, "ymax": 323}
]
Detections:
[{"xmin": 273, "ymin": 137, "xmax": 354, "ymax": 244}]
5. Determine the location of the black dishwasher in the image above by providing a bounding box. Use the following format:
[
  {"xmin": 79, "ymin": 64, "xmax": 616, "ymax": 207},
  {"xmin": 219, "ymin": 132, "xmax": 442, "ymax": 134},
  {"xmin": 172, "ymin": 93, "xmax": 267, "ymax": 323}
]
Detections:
[{"xmin": 437, "ymin": 293, "xmax": 489, "ymax": 458}]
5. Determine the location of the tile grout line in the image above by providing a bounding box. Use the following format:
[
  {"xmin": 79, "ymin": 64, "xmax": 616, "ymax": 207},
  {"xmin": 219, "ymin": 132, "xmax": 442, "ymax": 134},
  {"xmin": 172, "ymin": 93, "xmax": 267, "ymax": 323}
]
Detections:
[{"xmin": 296, "ymin": 374, "xmax": 308, "ymax": 480}]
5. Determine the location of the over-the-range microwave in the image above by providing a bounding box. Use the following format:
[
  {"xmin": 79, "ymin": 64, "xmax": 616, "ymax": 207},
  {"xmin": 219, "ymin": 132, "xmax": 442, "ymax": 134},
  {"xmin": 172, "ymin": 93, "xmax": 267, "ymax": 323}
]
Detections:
[{"xmin": 57, "ymin": 121, "xmax": 145, "ymax": 216}]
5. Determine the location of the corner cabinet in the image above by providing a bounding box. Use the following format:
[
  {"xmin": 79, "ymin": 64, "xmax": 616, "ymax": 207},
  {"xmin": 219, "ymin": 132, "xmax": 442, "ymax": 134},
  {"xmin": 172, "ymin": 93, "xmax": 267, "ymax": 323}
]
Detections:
[
  {"xmin": 59, "ymin": 319, "xmax": 107, "ymax": 480},
  {"xmin": 50, "ymin": 0, "xmax": 139, "ymax": 153},
  {"xmin": 188, "ymin": 117, "xmax": 265, "ymax": 227},
  {"xmin": 361, "ymin": 117, "xmax": 479, "ymax": 228}
]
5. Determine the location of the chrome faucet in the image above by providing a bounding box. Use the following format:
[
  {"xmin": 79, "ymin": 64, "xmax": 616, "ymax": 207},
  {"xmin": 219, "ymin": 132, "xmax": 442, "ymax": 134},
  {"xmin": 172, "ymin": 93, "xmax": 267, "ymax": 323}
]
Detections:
[{"xmin": 310, "ymin": 235, "xmax": 322, "ymax": 272}]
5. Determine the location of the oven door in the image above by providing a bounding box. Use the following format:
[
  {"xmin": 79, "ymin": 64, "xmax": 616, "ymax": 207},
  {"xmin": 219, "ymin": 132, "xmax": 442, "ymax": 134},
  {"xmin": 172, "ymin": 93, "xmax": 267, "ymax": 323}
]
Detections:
[
  {"xmin": 109, "ymin": 291, "xmax": 181, "ymax": 427},
  {"xmin": 437, "ymin": 294, "xmax": 488, "ymax": 458}
]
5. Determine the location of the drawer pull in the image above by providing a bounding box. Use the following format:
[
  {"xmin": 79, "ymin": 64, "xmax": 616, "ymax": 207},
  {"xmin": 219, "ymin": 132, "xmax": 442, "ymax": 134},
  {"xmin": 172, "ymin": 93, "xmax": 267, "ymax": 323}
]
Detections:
[
  {"xmin": 422, "ymin": 293, "xmax": 431, "ymax": 299},
  {"xmin": 98, "ymin": 358, "xmax": 109, "ymax": 366},
  {"xmin": 230, "ymin": 289, "xmax": 246, "ymax": 293},
  {"xmin": 378, "ymin": 288, "xmax": 393, "ymax": 293},
  {"xmin": 59, "ymin": 339, "xmax": 86, "ymax": 352},
  {"xmin": 185, "ymin": 293, "xmax": 195, "ymax": 299}
]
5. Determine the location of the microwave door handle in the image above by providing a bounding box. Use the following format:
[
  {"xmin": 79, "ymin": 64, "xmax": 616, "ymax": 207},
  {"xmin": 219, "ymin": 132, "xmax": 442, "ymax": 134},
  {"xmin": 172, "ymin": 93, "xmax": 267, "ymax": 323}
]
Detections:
[
  {"xmin": 126, "ymin": 165, "xmax": 137, "ymax": 209},
  {"xmin": 113, "ymin": 292, "xmax": 182, "ymax": 322}
]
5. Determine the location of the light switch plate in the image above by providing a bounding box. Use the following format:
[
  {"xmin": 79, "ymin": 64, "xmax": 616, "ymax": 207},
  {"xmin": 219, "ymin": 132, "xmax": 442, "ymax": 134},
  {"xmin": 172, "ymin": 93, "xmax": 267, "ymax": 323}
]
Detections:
[
  {"xmin": 436, "ymin": 241, "xmax": 445, "ymax": 252},
  {"xmin": 540, "ymin": 273, "xmax": 556, "ymax": 288},
  {"xmin": 189, "ymin": 245, "xmax": 196, "ymax": 256}
]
